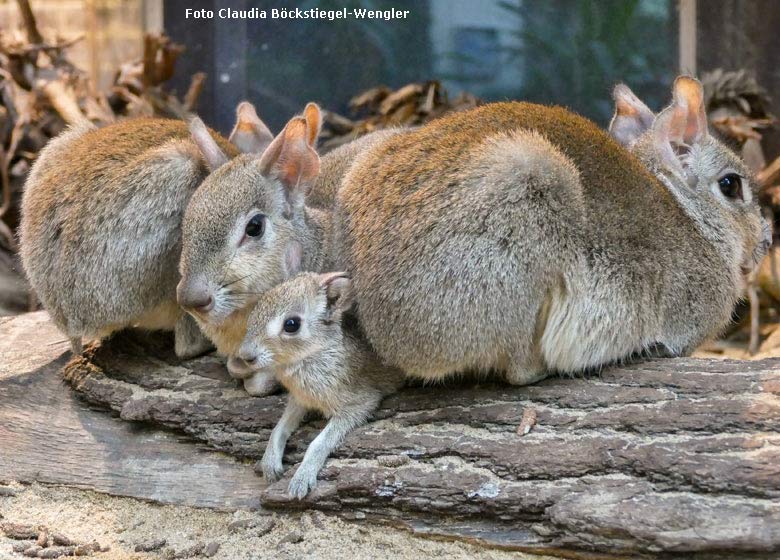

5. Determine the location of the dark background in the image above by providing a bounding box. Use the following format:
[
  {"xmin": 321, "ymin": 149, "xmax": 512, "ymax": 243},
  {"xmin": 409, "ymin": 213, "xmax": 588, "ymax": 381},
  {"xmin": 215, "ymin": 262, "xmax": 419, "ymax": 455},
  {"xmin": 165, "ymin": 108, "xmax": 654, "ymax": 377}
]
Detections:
[{"xmin": 165, "ymin": 0, "xmax": 686, "ymax": 134}]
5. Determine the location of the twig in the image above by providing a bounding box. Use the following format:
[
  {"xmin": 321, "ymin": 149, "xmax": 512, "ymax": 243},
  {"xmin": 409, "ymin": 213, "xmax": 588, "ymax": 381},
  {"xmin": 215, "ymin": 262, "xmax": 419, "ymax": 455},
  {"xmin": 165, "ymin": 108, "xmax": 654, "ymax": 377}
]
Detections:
[
  {"xmin": 39, "ymin": 79, "xmax": 87, "ymax": 125},
  {"xmin": 183, "ymin": 72, "xmax": 206, "ymax": 112},
  {"xmin": 0, "ymin": 36, "xmax": 85, "ymax": 58},
  {"xmin": 15, "ymin": 0, "xmax": 44, "ymax": 45}
]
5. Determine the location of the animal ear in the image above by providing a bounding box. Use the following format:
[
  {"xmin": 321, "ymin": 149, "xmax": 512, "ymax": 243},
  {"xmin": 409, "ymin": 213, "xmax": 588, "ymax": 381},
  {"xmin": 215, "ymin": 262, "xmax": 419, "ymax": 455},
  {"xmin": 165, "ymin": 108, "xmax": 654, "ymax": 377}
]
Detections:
[
  {"xmin": 189, "ymin": 117, "xmax": 228, "ymax": 171},
  {"xmin": 319, "ymin": 272, "xmax": 353, "ymax": 320},
  {"xmin": 284, "ymin": 242, "xmax": 303, "ymax": 278},
  {"xmin": 229, "ymin": 101, "xmax": 274, "ymax": 154},
  {"xmin": 303, "ymin": 103, "xmax": 322, "ymax": 147},
  {"xmin": 609, "ymin": 83, "xmax": 654, "ymax": 147},
  {"xmin": 652, "ymin": 76, "xmax": 709, "ymax": 176},
  {"xmin": 258, "ymin": 114, "xmax": 320, "ymax": 209}
]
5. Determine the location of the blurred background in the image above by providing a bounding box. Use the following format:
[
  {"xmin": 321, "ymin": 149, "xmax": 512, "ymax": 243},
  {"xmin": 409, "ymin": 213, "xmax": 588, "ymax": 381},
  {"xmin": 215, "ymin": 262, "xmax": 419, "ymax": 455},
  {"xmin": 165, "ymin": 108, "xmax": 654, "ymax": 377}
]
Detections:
[{"xmin": 1, "ymin": 0, "xmax": 780, "ymax": 358}]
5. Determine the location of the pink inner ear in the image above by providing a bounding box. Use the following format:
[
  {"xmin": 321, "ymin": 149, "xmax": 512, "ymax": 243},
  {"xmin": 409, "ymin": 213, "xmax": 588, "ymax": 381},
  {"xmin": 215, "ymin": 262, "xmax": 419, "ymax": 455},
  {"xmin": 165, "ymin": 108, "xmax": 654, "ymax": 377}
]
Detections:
[
  {"xmin": 272, "ymin": 120, "xmax": 320, "ymax": 189},
  {"xmin": 318, "ymin": 271, "xmax": 349, "ymax": 288},
  {"xmin": 303, "ymin": 103, "xmax": 322, "ymax": 147},
  {"xmin": 672, "ymin": 78, "xmax": 707, "ymax": 145}
]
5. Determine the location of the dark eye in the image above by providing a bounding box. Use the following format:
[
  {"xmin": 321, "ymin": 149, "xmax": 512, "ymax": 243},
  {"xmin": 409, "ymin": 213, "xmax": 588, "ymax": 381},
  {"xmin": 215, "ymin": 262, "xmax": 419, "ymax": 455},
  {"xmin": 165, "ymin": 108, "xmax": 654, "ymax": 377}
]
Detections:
[
  {"xmin": 283, "ymin": 317, "xmax": 301, "ymax": 334},
  {"xmin": 245, "ymin": 214, "xmax": 266, "ymax": 237},
  {"xmin": 718, "ymin": 174, "xmax": 743, "ymax": 200}
]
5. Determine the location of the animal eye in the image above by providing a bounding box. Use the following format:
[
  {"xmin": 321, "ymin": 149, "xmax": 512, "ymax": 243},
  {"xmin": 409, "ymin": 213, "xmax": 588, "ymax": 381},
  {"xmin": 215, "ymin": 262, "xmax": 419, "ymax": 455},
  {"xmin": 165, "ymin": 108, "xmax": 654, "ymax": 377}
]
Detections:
[
  {"xmin": 718, "ymin": 174, "xmax": 743, "ymax": 200},
  {"xmin": 283, "ymin": 317, "xmax": 301, "ymax": 334},
  {"xmin": 245, "ymin": 214, "xmax": 266, "ymax": 237}
]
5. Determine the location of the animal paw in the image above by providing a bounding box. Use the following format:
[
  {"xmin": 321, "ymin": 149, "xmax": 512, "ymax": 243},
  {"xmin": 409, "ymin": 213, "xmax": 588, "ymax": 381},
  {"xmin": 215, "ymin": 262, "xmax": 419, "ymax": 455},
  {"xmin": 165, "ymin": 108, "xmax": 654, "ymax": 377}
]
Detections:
[
  {"xmin": 261, "ymin": 455, "xmax": 285, "ymax": 483},
  {"xmin": 287, "ymin": 467, "xmax": 318, "ymax": 500},
  {"xmin": 227, "ymin": 356, "xmax": 255, "ymax": 380},
  {"xmin": 243, "ymin": 372, "xmax": 280, "ymax": 396}
]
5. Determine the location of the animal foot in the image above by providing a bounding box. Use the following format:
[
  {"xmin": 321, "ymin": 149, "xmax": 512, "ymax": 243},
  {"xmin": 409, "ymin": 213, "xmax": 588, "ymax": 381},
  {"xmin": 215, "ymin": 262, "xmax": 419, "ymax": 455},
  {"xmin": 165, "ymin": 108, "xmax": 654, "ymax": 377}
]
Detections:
[
  {"xmin": 261, "ymin": 455, "xmax": 285, "ymax": 483},
  {"xmin": 287, "ymin": 466, "xmax": 318, "ymax": 500},
  {"xmin": 243, "ymin": 372, "xmax": 280, "ymax": 396}
]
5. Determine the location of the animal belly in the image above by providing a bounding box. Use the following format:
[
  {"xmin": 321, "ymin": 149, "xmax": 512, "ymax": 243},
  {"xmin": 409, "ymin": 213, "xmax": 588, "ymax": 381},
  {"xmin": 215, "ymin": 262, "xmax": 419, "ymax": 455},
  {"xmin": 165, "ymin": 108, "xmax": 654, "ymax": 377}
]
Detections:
[{"xmin": 539, "ymin": 289, "xmax": 647, "ymax": 373}]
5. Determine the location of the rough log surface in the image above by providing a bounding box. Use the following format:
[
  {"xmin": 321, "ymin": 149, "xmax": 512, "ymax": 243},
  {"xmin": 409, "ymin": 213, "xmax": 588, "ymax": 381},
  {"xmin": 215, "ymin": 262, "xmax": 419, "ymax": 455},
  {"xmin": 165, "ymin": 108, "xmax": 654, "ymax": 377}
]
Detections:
[
  {"xmin": 0, "ymin": 312, "xmax": 262, "ymax": 510},
  {"xmin": 55, "ymin": 327, "xmax": 780, "ymax": 558}
]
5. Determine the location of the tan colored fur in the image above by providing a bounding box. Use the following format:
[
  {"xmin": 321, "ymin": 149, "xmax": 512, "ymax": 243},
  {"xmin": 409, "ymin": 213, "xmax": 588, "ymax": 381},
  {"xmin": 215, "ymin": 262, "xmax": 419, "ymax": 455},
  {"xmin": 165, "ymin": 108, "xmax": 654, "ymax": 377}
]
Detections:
[
  {"xmin": 334, "ymin": 87, "xmax": 767, "ymax": 381},
  {"xmin": 20, "ymin": 117, "xmax": 237, "ymax": 356},
  {"xmin": 240, "ymin": 272, "xmax": 403, "ymax": 498},
  {"xmin": 179, "ymin": 116, "xmax": 407, "ymax": 393}
]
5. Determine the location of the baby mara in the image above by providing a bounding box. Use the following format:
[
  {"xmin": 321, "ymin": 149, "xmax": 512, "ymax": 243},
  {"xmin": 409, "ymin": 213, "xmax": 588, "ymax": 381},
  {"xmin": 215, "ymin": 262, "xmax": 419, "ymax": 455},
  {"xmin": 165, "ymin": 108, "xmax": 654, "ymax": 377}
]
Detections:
[{"xmin": 238, "ymin": 262, "xmax": 403, "ymax": 499}]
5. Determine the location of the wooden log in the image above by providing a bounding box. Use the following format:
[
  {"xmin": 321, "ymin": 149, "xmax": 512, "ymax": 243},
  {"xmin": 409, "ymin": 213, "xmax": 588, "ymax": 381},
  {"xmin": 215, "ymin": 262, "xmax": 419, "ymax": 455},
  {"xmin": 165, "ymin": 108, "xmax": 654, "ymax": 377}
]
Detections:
[
  {"xmin": 49, "ymin": 322, "xmax": 780, "ymax": 557},
  {"xmin": 0, "ymin": 312, "xmax": 263, "ymax": 510}
]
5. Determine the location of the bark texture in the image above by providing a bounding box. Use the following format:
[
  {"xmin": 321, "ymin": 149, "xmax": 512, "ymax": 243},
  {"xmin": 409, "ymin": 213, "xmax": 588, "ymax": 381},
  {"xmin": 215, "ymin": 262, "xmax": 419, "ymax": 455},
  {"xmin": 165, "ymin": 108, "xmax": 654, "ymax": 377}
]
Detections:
[{"xmin": 57, "ymin": 329, "xmax": 780, "ymax": 558}]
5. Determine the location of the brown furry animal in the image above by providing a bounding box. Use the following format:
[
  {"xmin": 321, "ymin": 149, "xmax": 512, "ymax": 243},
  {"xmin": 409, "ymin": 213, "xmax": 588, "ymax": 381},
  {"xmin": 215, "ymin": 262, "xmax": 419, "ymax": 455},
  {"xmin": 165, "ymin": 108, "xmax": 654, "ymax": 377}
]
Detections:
[
  {"xmin": 19, "ymin": 105, "xmax": 267, "ymax": 358},
  {"xmin": 179, "ymin": 77, "xmax": 770, "ymax": 387}
]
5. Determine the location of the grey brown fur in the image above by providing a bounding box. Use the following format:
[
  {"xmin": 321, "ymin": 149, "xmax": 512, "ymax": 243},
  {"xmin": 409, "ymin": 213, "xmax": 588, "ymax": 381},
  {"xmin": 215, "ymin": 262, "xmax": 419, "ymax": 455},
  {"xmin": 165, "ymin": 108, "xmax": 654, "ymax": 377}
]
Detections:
[
  {"xmin": 20, "ymin": 117, "xmax": 241, "ymax": 357},
  {"xmin": 306, "ymin": 129, "xmax": 406, "ymax": 209},
  {"xmin": 334, "ymin": 77, "xmax": 770, "ymax": 382},
  {"xmin": 238, "ymin": 271, "xmax": 404, "ymax": 498},
  {"xmin": 180, "ymin": 77, "xmax": 770, "ymax": 387},
  {"xmin": 178, "ymin": 106, "xmax": 407, "ymax": 394}
]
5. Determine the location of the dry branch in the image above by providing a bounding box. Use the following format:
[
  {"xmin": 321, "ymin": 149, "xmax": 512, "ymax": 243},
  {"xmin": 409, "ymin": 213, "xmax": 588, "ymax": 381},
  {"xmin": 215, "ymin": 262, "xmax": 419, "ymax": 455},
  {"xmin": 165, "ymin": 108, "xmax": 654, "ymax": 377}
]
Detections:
[
  {"xmin": 319, "ymin": 81, "xmax": 481, "ymax": 152},
  {"xmin": 0, "ymin": 0, "xmax": 206, "ymax": 315},
  {"xmin": 15, "ymin": 0, "xmax": 44, "ymax": 45}
]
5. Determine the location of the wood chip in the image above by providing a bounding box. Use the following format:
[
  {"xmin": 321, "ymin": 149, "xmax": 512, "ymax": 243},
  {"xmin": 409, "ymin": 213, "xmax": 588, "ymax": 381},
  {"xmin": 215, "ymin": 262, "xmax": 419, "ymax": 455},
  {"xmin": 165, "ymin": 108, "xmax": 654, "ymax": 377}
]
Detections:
[
  {"xmin": 2, "ymin": 522, "xmax": 39, "ymax": 539},
  {"xmin": 517, "ymin": 408, "xmax": 537, "ymax": 436}
]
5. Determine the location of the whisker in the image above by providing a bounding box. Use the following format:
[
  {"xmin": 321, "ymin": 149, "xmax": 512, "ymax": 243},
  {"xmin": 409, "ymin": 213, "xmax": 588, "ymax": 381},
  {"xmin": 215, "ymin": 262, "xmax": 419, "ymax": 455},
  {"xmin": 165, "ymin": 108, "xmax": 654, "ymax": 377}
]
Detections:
[
  {"xmin": 221, "ymin": 274, "xmax": 252, "ymax": 289},
  {"xmin": 218, "ymin": 248, "xmax": 238, "ymax": 288}
]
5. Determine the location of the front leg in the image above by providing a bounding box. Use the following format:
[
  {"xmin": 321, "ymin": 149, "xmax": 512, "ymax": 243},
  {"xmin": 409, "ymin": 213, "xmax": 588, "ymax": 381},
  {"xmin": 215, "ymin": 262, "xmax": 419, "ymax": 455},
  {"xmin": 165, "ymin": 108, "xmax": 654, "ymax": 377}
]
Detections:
[
  {"xmin": 227, "ymin": 355, "xmax": 255, "ymax": 379},
  {"xmin": 261, "ymin": 398, "xmax": 307, "ymax": 483},
  {"xmin": 288, "ymin": 397, "xmax": 379, "ymax": 500},
  {"xmin": 174, "ymin": 313, "xmax": 213, "ymax": 359},
  {"xmin": 243, "ymin": 371, "xmax": 280, "ymax": 396}
]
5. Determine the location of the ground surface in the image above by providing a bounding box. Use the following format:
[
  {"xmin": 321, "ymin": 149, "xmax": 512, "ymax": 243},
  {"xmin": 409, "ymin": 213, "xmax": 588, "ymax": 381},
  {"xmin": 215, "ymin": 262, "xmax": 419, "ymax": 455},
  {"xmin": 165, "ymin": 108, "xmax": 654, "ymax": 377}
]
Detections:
[
  {"xmin": 0, "ymin": 483, "xmax": 551, "ymax": 560},
  {"xmin": 3, "ymin": 312, "xmax": 780, "ymax": 558}
]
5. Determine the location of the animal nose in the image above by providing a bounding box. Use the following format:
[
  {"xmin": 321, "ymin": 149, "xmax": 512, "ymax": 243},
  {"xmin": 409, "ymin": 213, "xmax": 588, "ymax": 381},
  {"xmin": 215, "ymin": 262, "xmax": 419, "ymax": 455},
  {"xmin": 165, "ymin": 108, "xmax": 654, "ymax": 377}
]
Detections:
[
  {"xmin": 238, "ymin": 349, "xmax": 257, "ymax": 364},
  {"xmin": 177, "ymin": 281, "xmax": 214, "ymax": 314}
]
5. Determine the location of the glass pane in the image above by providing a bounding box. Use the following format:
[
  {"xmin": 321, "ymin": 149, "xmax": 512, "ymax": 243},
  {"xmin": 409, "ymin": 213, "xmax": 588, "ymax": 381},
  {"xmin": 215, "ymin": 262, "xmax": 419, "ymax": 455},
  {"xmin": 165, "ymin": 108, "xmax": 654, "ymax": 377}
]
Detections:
[{"xmin": 196, "ymin": 0, "xmax": 677, "ymax": 131}]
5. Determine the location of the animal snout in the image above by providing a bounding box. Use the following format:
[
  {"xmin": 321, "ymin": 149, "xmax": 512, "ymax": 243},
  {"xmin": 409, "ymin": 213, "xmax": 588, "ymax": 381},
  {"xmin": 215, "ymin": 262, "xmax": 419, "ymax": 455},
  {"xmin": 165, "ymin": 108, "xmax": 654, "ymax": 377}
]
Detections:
[
  {"xmin": 238, "ymin": 347, "xmax": 258, "ymax": 365},
  {"xmin": 238, "ymin": 343, "xmax": 273, "ymax": 369},
  {"xmin": 177, "ymin": 279, "xmax": 214, "ymax": 314}
]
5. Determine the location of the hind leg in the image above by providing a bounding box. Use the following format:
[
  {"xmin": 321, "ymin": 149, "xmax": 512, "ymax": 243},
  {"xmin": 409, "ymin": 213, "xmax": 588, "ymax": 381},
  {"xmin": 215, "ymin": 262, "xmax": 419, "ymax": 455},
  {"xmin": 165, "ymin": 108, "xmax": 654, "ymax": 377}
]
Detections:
[
  {"xmin": 174, "ymin": 313, "xmax": 213, "ymax": 359},
  {"xmin": 505, "ymin": 351, "xmax": 549, "ymax": 386},
  {"xmin": 505, "ymin": 366, "xmax": 549, "ymax": 386}
]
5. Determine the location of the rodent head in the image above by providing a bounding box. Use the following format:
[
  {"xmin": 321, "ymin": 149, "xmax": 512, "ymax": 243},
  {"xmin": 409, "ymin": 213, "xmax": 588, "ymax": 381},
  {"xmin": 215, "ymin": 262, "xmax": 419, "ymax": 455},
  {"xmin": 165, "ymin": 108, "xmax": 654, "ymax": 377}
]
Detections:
[
  {"xmin": 237, "ymin": 267, "xmax": 354, "ymax": 372},
  {"xmin": 610, "ymin": 76, "xmax": 771, "ymax": 282},
  {"xmin": 178, "ymin": 103, "xmax": 322, "ymax": 326}
]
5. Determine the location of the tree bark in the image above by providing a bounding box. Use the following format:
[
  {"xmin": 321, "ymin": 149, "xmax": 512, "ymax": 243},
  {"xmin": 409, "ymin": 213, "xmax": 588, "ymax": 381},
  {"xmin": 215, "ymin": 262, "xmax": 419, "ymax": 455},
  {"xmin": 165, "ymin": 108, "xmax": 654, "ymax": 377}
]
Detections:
[{"xmin": 56, "ymin": 328, "xmax": 780, "ymax": 558}]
